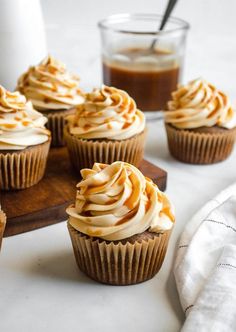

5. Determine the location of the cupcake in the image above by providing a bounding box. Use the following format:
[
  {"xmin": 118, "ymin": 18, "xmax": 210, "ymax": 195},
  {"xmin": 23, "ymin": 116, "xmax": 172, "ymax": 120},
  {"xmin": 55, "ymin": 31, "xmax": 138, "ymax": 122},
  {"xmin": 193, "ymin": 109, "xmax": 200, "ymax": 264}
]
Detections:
[
  {"xmin": 0, "ymin": 209, "xmax": 6, "ymax": 250},
  {"xmin": 164, "ymin": 78, "xmax": 236, "ymax": 164},
  {"xmin": 64, "ymin": 85, "xmax": 146, "ymax": 171},
  {"xmin": 66, "ymin": 161, "xmax": 174, "ymax": 285},
  {"xmin": 0, "ymin": 85, "xmax": 51, "ymax": 190},
  {"xmin": 17, "ymin": 55, "xmax": 84, "ymax": 147}
]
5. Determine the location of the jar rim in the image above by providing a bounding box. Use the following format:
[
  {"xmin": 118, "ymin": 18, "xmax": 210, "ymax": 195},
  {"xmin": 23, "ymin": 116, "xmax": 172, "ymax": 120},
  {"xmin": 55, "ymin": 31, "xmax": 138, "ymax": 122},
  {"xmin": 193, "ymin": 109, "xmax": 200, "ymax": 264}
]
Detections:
[{"xmin": 98, "ymin": 13, "xmax": 190, "ymax": 36}]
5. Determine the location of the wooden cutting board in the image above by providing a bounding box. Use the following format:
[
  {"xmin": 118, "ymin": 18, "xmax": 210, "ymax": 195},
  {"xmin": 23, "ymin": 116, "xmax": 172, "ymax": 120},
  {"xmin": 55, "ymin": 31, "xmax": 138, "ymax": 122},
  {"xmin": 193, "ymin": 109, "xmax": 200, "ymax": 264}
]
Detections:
[{"xmin": 1, "ymin": 147, "xmax": 167, "ymax": 237}]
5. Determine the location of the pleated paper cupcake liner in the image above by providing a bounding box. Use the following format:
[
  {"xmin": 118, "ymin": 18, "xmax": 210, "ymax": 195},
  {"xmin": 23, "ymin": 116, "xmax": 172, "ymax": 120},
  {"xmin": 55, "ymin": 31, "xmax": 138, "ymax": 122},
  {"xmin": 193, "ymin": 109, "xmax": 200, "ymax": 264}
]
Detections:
[
  {"xmin": 0, "ymin": 139, "xmax": 51, "ymax": 191},
  {"xmin": 45, "ymin": 108, "xmax": 75, "ymax": 147},
  {"xmin": 165, "ymin": 124, "xmax": 236, "ymax": 164},
  {"xmin": 64, "ymin": 126, "xmax": 146, "ymax": 171},
  {"xmin": 68, "ymin": 223, "xmax": 172, "ymax": 285},
  {"xmin": 0, "ymin": 210, "xmax": 6, "ymax": 250}
]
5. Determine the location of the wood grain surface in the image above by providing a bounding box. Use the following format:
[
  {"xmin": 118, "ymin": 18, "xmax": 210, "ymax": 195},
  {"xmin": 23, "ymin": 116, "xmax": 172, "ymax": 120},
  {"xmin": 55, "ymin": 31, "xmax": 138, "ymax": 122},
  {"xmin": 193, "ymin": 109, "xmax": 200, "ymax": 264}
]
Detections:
[{"xmin": 1, "ymin": 147, "xmax": 167, "ymax": 237}]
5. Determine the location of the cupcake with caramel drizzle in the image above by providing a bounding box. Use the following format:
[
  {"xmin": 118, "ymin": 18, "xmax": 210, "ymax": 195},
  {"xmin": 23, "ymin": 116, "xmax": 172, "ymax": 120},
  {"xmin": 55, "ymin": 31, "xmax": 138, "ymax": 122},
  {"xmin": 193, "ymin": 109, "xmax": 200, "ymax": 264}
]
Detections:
[
  {"xmin": 0, "ymin": 85, "xmax": 51, "ymax": 190},
  {"xmin": 67, "ymin": 161, "xmax": 174, "ymax": 285},
  {"xmin": 17, "ymin": 55, "xmax": 84, "ymax": 147},
  {"xmin": 164, "ymin": 78, "xmax": 236, "ymax": 164},
  {"xmin": 64, "ymin": 85, "xmax": 146, "ymax": 171}
]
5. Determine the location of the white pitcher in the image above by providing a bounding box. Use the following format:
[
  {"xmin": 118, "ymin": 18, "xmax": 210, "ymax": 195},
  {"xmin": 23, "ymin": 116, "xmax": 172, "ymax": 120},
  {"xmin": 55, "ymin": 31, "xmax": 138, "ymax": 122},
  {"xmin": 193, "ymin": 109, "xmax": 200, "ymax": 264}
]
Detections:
[{"xmin": 0, "ymin": 0, "xmax": 47, "ymax": 90}]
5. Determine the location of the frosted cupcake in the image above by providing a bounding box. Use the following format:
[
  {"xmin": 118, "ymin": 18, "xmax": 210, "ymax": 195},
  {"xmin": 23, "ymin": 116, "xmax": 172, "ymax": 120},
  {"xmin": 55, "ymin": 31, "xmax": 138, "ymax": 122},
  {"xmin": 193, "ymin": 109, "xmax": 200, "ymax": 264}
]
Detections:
[
  {"xmin": 17, "ymin": 55, "xmax": 84, "ymax": 147},
  {"xmin": 164, "ymin": 78, "xmax": 236, "ymax": 164},
  {"xmin": 67, "ymin": 161, "xmax": 174, "ymax": 285},
  {"xmin": 0, "ymin": 208, "xmax": 6, "ymax": 250},
  {"xmin": 0, "ymin": 85, "xmax": 51, "ymax": 190},
  {"xmin": 64, "ymin": 85, "xmax": 146, "ymax": 171}
]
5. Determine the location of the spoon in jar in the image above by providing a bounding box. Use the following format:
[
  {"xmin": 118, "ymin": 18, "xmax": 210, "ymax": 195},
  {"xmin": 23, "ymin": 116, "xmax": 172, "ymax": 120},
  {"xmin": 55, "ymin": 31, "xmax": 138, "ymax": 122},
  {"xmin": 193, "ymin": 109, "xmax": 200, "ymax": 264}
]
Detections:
[
  {"xmin": 150, "ymin": 0, "xmax": 179, "ymax": 51},
  {"xmin": 128, "ymin": 0, "xmax": 179, "ymax": 62}
]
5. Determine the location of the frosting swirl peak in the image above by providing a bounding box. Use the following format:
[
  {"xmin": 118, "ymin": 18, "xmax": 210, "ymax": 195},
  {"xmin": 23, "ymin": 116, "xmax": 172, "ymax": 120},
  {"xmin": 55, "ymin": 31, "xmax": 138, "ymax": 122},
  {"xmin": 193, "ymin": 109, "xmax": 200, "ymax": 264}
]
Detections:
[
  {"xmin": 165, "ymin": 78, "xmax": 236, "ymax": 129},
  {"xmin": 0, "ymin": 86, "xmax": 26, "ymax": 112},
  {"xmin": 66, "ymin": 162, "xmax": 174, "ymax": 241},
  {"xmin": 67, "ymin": 85, "xmax": 145, "ymax": 140},
  {"xmin": 0, "ymin": 85, "xmax": 50, "ymax": 150},
  {"xmin": 17, "ymin": 55, "xmax": 84, "ymax": 111}
]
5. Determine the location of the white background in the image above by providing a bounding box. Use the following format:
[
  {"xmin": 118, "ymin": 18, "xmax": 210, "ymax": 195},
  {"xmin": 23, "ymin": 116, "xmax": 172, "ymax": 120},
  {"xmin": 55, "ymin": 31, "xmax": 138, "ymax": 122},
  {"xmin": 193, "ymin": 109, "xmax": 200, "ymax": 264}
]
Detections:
[
  {"xmin": 41, "ymin": 0, "xmax": 236, "ymax": 98},
  {"xmin": 1, "ymin": 1, "xmax": 236, "ymax": 332}
]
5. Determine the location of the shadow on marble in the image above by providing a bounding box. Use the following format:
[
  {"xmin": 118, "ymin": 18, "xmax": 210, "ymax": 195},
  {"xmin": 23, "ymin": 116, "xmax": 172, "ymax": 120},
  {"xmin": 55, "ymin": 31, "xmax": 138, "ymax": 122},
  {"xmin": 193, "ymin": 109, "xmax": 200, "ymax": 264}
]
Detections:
[{"xmin": 27, "ymin": 250, "xmax": 96, "ymax": 285}]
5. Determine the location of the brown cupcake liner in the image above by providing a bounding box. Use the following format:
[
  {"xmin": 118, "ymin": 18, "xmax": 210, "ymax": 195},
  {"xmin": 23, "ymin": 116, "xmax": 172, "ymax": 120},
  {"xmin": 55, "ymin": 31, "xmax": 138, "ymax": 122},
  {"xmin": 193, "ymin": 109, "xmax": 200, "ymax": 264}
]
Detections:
[
  {"xmin": 64, "ymin": 126, "xmax": 147, "ymax": 171},
  {"xmin": 0, "ymin": 139, "xmax": 51, "ymax": 190},
  {"xmin": 68, "ymin": 223, "xmax": 172, "ymax": 285},
  {"xmin": 45, "ymin": 108, "xmax": 75, "ymax": 147},
  {"xmin": 165, "ymin": 123, "xmax": 236, "ymax": 164},
  {"xmin": 0, "ymin": 210, "xmax": 6, "ymax": 250}
]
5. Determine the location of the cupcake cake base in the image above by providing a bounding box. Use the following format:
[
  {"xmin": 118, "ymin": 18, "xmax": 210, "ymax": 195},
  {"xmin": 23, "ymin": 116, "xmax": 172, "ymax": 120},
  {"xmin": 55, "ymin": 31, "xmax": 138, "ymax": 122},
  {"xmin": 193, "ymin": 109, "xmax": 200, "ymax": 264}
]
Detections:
[
  {"xmin": 0, "ymin": 139, "xmax": 51, "ymax": 190},
  {"xmin": 64, "ymin": 126, "xmax": 146, "ymax": 171},
  {"xmin": 165, "ymin": 124, "xmax": 236, "ymax": 164},
  {"xmin": 68, "ymin": 223, "xmax": 172, "ymax": 286}
]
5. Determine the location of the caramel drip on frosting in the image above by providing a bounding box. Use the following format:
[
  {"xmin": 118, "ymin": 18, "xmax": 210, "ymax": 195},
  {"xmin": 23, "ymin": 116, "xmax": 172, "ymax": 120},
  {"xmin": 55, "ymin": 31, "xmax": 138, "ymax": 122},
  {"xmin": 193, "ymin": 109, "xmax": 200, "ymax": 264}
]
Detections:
[
  {"xmin": 66, "ymin": 161, "xmax": 174, "ymax": 241},
  {"xmin": 0, "ymin": 85, "xmax": 50, "ymax": 150},
  {"xmin": 67, "ymin": 85, "xmax": 145, "ymax": 140},
  {"xmin": 164, "ymin": 78, "xmax": 236, "ymax": 129},
  {"xmin": 17, "ymin": 55, "xmax": 84, "ymax": 110}
]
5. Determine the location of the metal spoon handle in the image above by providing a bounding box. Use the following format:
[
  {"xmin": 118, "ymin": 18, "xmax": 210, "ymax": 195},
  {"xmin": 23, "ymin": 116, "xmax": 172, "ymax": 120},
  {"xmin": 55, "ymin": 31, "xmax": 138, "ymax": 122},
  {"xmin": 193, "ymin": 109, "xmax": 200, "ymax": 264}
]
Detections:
[{"xmin": 150, "ymin": 0, "xmax": 179, "ymax": 50}]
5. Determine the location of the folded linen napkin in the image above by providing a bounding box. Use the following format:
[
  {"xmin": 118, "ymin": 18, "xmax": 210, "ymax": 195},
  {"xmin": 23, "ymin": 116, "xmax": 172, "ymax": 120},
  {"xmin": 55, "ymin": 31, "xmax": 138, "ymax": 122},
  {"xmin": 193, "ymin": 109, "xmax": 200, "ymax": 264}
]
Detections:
[{"xmin": 174, "ymin": 183, "xmax": 236, "ymax": 332}]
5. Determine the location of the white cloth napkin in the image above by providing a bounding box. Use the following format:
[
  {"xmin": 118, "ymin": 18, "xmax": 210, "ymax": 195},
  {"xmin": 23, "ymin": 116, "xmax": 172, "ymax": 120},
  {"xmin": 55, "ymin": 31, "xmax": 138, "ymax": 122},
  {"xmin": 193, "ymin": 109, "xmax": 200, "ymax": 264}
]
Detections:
[{"xmin": 174, "ymin": 182, "xmax": 236, "ymax": 332}]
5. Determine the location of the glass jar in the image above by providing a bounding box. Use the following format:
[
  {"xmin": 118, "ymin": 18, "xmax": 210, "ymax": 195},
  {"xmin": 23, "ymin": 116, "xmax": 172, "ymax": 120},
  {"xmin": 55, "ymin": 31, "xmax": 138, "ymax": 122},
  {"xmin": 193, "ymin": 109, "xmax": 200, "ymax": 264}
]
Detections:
[{"xmin": 98, "ymin": 14, "xmax": 189, "ymax": 112}]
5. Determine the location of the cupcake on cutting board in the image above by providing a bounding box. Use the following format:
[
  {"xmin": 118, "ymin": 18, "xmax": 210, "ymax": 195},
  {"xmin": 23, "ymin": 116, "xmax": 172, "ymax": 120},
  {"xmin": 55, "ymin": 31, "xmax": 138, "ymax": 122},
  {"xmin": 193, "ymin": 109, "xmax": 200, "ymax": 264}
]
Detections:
[
  {"xmin": 17, "ymin": 55, "xmax": 84, "ymax": 147},
  {"xmin": 64, "ymin": 85, "xmax": 146, "ymax": 171},
  {"xmin": 0, "ymin": 85, "xmax": 51, "ymax": 190},
  {"xmin": 164, "ymin": 78, "xmax": 236, "ymax": 164},
  {"xmin": 66, "ymin": 161, "xmax": 174, "ymax": 285}
]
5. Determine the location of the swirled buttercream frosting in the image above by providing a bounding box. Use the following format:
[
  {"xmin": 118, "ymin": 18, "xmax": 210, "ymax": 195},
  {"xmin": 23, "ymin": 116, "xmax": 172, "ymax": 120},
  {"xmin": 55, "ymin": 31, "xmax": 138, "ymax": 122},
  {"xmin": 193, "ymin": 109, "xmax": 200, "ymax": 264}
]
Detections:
[
  {"xmin": 0, "ymin": 85, "xmax": 50, "ymax": 150},
  {"xmin": 66, "ymin": 162, "xmax": 174, "ymax": 241},
  {"xmin": 17, "ymin": 55, "xmax": 84, "ymax": 111},
  {"xmin": 165, "ymin": 78, "xmax": 236, "ymax": 129},
  {"xmin": 67, "ymin": 85, "xmax": 145, "ymax": 140}
]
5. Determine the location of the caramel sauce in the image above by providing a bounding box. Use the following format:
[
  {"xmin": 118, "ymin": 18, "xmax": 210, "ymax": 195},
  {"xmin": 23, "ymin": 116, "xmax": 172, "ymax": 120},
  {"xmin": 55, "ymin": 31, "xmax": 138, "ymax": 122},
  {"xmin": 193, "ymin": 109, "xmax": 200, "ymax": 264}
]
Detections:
[
  {"xmin": 124, "ymin": 174, "xmax": 140, "ymax": 209},
  {"xmin": 83, "ymin": 124, "xmax": 92, "ymax": 130},
  {"xmin": 3, "ymin": 123, "xmax": 17, "ymax": 129},
  {"xmin": 87, "ymin": 229, "xmax": 102, "ymax": 236},
  {"xmin": 14, "ymin": 116, "xmax": 22, "ymax": 121},
  {"xmin": 51, "ymin": 85, "xmax": 58, "ymax": 92},
  {"xmin": 105, "ymin": 198, "xmax": 117, "ymax": 205},
  {"xmin": 22, "ymin": 120, "xmax": 31, "ymax": 126},
  {"xmin": 161, "ymin": 207, "xmax": 175, "ymax": 222},
  {"xmin": 117, "ymin": 170, "xmax": 126, "ymax": 185},
  {"xmin": 103, "ymin": 48, "xmax": 180, "ymax": 111},
  {"xmin": 49, "ymin": 67, "xmax": 57, "ymax": 75},
  {"xmin": 122, "ymin": 122, "xmax": 131, "ymax": 129},
  {"xmin": 145, "ymin": 200, "xmax": 151, "ymax": 212}
]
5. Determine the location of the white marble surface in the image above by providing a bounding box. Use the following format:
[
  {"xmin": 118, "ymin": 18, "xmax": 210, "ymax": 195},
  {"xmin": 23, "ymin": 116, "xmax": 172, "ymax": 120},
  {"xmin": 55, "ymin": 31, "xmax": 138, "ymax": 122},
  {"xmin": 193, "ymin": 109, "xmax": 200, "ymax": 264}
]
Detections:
[{"xmin": 1, "ymin": 1, "xmax": 236, "ymax": 331}]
